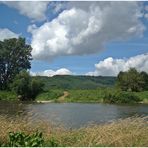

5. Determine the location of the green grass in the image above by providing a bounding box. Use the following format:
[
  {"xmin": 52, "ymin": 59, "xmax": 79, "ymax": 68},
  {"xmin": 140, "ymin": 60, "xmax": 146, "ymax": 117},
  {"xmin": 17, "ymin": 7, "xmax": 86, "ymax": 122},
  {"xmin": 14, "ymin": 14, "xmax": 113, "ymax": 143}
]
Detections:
[
  {"xmin": 0, "ymin": 91, "xmax": 17, "ymax": 101},
  {"xmin": 64, "ymin": 89, "xmax": 148, "ymax": 103},
  {"xmin": 134, "ymin": 91, "xmax": 148, "ymax": 103},
  {"xmin": 36, "ymin": 89, "xmax": 64, "ymax": 101},
  {"xmin": 65, "ymin": 89, "xmax": 105, "ymax": 103}
]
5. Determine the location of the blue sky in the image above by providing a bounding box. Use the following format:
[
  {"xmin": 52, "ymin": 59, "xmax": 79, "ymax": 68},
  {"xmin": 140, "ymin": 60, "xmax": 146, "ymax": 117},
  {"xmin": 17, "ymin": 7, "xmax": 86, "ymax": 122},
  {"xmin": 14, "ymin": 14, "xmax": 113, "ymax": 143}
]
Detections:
[{"xmin": 0, "ymin": 1, "xmax": 148, "ymax": 76}]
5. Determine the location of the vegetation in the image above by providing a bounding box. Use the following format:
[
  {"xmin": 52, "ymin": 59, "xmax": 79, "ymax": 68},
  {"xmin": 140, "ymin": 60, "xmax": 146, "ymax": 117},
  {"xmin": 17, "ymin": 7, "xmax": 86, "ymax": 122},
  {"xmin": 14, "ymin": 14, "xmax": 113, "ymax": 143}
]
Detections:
[
  {"xmin": 3, "ymin": 131, "xmax": 44, "ymax": 147},
  {"xmin": 61, "ymin": 88, "xmax": 147, "ymax": 103},
  {"xmin": 0, "ymin": 91, "xmax": 16, "ymax": 101},
  {"xmin": 0, "ymin": 39, "xmax": 147, "ymax": 104},
  {"xmin": 11, "ymin": 71, "xmax": 44, "ymax": 101},
  {"xmin": 64, "ymin": 89, "xmax": 104, "ymax": 103},
  {"xmin": 36, "ymin": 89, "xmax": 64, "ymax": 101},
  {"xmin": 117, "ymin": 68, "xmax": 148, "ymax": 92},
  {"xmin": 36, "ymin": 75, "xmax": 116, "ymax": 90},
  {"xmin": 0, "ymin": 116, "xmax": 147, "ymax": 147},
  {"xmin": 0, "ymin": 37, "xmax": 32, "ymax": 90},
  {"xmin": 103, "ymin": 89, "xmax": 141, "ymax": 103}
]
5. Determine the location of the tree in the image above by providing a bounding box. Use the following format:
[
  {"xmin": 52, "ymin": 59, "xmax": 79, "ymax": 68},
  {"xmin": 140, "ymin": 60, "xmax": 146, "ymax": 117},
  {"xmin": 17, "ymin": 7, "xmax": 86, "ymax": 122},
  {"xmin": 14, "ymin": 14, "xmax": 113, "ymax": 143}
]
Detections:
[
  {"xmin": 0, "ymin": 37, "xmax": 32, "ymax": 90},
  {"xmin": 30, "ymin": 78, "xmax": 44, "ymax": 99},
  {"xmin": 11, "ymin": 71, "xmax": 31, "ymax": 100},
  {"xmin": 117, "ymin": 68, "xmax": 145, "ymax": 92},
  {"xmin": 11, "ymin": 71, "xmax": 44, "ymax": 101},
  {"xmin": 140, "ymin": 71, "xmax": 148, "ymax": 90}
]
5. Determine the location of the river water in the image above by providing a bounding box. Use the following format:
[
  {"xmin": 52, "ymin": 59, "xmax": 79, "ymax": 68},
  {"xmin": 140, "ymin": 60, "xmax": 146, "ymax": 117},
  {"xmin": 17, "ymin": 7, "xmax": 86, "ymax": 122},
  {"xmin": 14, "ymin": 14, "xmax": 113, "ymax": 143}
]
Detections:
[{"xmin": 0, "ymin": 101, "xmax": 147, "ymax": 128}]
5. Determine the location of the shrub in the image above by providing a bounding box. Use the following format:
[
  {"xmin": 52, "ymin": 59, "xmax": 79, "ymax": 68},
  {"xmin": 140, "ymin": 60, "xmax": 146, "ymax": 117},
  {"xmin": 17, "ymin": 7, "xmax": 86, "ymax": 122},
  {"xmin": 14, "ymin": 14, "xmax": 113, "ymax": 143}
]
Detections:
[
  {"xmin": 30, "ymin": 78, "xmax": 44, "ymax": 99},
  {"xmin": 0, "ymin": 91, "xmax": 17, "ymax": 101},
  {"xmin": 4, "ymin": 131, "xmax": 44, "ymax": 147},
  {"xmin": 103, "ymin": 89, "xmax": 141, "ymax": 103},
  {"xmin": 47, "ymin": 137, "xmax": 59, "ymax": 147},
  {"xmin": 11, "ymin": 71, "xmax": 44, "ymax": 101}
]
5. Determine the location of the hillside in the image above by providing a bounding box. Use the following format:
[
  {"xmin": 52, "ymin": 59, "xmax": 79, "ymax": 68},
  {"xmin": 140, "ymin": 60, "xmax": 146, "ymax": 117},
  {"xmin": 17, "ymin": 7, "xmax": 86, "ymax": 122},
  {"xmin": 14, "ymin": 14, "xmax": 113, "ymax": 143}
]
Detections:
[{"xmin": 35, "ymin": 75, "xmax": 116, "ymax": 90}]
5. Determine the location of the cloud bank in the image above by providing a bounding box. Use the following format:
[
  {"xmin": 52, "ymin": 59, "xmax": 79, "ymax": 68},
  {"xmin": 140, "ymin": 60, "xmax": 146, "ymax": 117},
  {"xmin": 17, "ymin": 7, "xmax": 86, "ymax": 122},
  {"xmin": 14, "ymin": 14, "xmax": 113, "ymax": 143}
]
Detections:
[
  {"xmin": 0, "ymin": 28, "xmax": 18, "ymax": 41},
  {"xmin": 86, "ymin": 53, "xmax": 148, "ymax": 76},
  {"xmin": 28, "ymin": 2, "xmax": 145, "ymax": 61},
  {"xmin": 30, "ymin": 68, "xmax": 72, "ymax": 77},
  {"xmin": 2, "ymin": 1, "xmax": 49, "ymax": 21}
]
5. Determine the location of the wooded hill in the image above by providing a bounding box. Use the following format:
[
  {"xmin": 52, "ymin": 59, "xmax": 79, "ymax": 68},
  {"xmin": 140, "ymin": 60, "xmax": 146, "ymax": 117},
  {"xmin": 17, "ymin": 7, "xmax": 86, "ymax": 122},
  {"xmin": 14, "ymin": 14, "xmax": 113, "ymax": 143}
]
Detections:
[{"xmin": 35, "ymin": 75, "xmax": 116, "ymax": 90}]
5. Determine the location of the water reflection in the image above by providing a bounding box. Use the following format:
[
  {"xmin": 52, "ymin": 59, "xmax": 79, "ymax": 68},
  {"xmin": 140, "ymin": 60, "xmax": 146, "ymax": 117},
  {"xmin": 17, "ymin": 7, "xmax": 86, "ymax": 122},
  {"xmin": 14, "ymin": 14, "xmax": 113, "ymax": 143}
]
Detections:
[{"xmin": 0, "ymin": 101, "xmax": 147, "ymax": 128}]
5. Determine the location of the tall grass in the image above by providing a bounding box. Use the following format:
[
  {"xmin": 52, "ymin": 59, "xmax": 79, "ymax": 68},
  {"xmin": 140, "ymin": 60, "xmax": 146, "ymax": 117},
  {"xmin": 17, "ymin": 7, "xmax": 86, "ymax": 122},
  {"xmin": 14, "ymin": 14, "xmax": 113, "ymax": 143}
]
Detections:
[{"xmin": 0, "ymin": 116, "xmax": 147, "ymax": 147}]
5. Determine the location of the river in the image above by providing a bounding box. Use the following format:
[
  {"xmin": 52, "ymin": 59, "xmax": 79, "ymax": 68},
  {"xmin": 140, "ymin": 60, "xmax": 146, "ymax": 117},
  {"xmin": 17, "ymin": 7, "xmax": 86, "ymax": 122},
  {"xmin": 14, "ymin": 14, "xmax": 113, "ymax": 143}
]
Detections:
[{"xmin": 0, "ymin": 101, "xmax": 147, "ymax": 128}]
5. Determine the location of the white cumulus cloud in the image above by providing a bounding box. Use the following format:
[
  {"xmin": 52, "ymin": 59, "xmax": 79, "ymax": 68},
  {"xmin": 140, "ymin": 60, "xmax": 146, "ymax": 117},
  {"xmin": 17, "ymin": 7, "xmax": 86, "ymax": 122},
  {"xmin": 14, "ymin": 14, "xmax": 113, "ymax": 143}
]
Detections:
[
  {"xmin": 28, "ymin": 1, "xmax": 145, "ymax": 61},
  {"xmin": 0, "ymin": 28, "xmax": 18, "ymax": 41},
  {"xmin": 30, "ymin": 68, "xmax": 72, "ymax": 77},
  {"xmin": 2, "ymin": 1, "xmax": 49, "ymax": 21},
  {"xmin": 86, "ymin": 53, "xmax": 148, "ymax": 76}
]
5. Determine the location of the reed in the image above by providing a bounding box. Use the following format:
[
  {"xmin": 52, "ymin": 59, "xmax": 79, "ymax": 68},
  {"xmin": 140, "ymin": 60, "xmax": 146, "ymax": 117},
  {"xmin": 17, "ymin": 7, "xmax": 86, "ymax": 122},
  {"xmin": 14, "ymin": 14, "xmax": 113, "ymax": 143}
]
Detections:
[{"xmin": 0, "ymin": 116, "xmax": 147, "ymax": 147}]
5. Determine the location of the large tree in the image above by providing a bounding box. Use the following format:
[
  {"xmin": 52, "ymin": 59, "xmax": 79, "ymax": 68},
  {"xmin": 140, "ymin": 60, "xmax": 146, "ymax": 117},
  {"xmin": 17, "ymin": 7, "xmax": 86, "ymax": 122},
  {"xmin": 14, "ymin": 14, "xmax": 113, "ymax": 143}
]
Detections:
[
  {"xmin": 0, "ymin": 37, "xmax": 32, "ymax": 90},
  {"xmin": 117, "ymin": 68, "xmax": 145, "ymax": 92}
]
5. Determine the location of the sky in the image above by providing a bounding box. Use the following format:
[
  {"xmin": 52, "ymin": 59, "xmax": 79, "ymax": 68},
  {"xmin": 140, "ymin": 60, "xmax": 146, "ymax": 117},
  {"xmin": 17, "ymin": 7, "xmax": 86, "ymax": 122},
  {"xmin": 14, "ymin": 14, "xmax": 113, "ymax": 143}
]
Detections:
[{"xmin": 0, "ymin": 1, "xmax": 148, "ymax": 76}]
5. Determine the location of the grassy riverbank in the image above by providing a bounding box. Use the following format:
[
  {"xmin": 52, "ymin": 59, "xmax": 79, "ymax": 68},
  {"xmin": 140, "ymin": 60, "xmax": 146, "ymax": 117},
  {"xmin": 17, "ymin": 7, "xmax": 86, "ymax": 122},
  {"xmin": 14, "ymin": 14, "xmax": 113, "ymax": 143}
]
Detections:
[
  {"xmin": 0, "ymin": 116, "xmax": 147, "ymax": 147},
  {"xmin": 1, "ymin": 89, "xmax": 148, "ymax": 103},
  {"xmin": 36, "ymin": 89, "xmax": 148, "ymax": 103}
]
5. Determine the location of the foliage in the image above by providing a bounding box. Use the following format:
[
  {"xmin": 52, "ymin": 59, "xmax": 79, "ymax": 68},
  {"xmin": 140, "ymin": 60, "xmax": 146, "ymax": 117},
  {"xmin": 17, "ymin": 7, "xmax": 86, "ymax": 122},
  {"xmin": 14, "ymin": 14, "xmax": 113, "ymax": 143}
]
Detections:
[
  {"xmin": 65, "ymin": 89, "xmax": 104, "ymax": 103},
  {"xmin": 4, "ymin": 131, "xmax": 44, "ymax": 147},
  {"xmin": 140, "ymin": 71, "xmax": 148, "ymax": 90},
  {"xmin": 103, "ymin": 88, "xmax": 141, "ymax": 103},
  {"xmin": 36, "ymin": 75, "xmax": 116, "ymax": 90},
  {"xmin": 46, "ymin": 137, "xmax": 59, "ymax": 147},
  {"xmin": 11, "ymin": 71, "xmax": 44, "ymax": 101},
  {"xmin": 117, "ymin": 68, "xmax": 146, "ymax": 92},
  {"xmin": 0, "ymin": 37, "xmax": 32, "ymax": 90},
  {"xmin": 36, "ymin": 89, "xmax": 63, "ymax": 101},
  {"xmin": 30, "ymin": 78, "xmax": 44, "ymax": 99},
  {"xmin": 0, "ymin": 91, "xmax": 17, "ymax": 101}
]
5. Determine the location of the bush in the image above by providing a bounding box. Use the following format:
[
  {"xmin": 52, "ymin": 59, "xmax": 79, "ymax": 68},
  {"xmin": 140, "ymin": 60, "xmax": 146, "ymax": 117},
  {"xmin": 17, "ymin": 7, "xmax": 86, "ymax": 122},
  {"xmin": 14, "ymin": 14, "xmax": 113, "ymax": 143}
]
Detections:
[
  {"xmin": 103, "ymin": 89, "xmax": 141, "ymax": 103},
  {"xmin": 46, "ymin": 137, "xmax": 59, "ymax": 147},
  {"xmin": 4, "ymin": 131, "xmax": 44, "ymax": 147},
  {"xmin": 36, "ymin": 89, "xmax": 64, "ymax": 101},
  {"xmin": 30, "ymin": 78, "xmax": 44, "ymax": 99},
  {"xmin": 11, "ymin": 71, "xmax": 44, "ymax": 101},
  {"xmin": 0, "ymin": 91, "xmax": 17, "ymax": 101}
]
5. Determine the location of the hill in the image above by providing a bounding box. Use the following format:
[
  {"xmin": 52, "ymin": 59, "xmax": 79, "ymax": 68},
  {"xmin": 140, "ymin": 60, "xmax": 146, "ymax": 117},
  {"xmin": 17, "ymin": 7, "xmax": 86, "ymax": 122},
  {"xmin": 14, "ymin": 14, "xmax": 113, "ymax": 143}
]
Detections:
[{"xmin": 34, "ymin": 75, "xmax": 116, "ymax": 90}]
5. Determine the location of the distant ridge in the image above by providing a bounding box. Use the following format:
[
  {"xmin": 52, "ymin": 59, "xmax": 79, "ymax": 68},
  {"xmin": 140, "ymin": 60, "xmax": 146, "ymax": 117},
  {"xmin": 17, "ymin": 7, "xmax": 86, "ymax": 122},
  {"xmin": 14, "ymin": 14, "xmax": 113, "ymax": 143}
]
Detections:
[{"xmin": 35, "ymin": 75, "xmax": 116, "ymax": 90}]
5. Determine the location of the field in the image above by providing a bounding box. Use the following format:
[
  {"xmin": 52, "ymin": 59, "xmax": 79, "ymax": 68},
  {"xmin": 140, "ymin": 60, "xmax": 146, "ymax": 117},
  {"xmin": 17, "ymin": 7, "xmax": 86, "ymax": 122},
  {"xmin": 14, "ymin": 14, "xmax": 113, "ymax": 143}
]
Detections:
[{"xmin": 0, "ymin": 116, "xmax": 147, "ymax": 147}]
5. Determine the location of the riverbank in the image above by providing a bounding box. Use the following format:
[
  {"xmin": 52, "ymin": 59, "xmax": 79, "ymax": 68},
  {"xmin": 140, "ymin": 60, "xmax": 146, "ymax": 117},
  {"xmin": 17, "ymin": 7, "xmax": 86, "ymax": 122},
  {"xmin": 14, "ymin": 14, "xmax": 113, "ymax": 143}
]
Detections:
[
  {"xmin": 0, "ymin": 116, "xmax": 147, "ymax": 146},
  {"xmin": 36, "ymin": 89, "xmax": 148, "ymax": 104},
  {"xmin": 1, "ymin": 89, "xmax": 148, "ymax": 104}
]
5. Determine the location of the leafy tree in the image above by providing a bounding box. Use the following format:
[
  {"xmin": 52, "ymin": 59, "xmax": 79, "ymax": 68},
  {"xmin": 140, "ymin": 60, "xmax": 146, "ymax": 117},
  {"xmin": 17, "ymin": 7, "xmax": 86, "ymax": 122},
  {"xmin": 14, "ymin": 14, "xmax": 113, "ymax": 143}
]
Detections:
[
  {"xmin": 0, "ymin": 37, "xmax": 32, "ymax": 90},
  {"xmin": 30, "ymin": 78, "xmax": 44, "ymax": 99},
  {"xmin": 11, "ymin": 71, "xmax": 44, "ymax": 101},
  {"xmin": 11, "ymin": 71, "xmax": 31, "ymax": 100},
  {"xmin": 117, "ymin": 68, "xmax": 145, "ymax": 92},
  {"xmin": 140, "ymin": 71, "xmax": 148, "ymax": 90}
]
